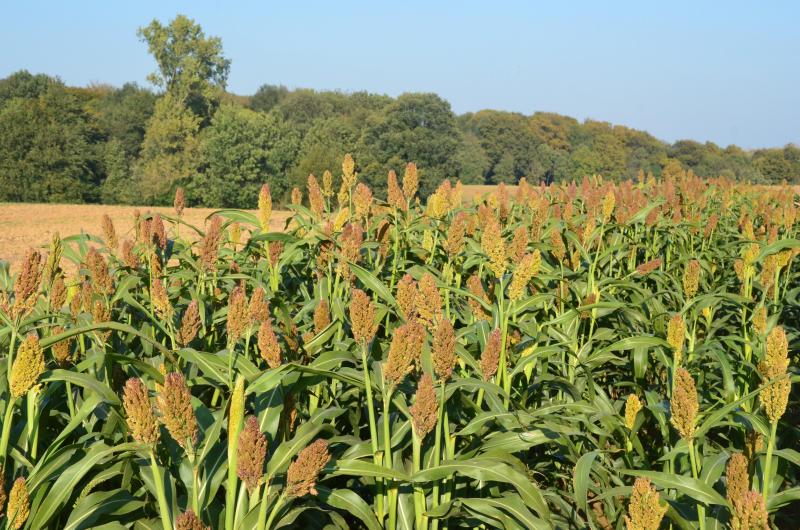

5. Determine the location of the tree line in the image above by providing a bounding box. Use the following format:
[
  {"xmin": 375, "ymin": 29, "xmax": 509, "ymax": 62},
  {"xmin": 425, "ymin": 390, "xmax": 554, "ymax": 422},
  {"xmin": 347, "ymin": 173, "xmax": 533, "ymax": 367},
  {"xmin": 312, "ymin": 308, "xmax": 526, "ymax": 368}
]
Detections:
[{"xmin": 1, "ymin": 14, "xmax": 798, "ymax": 207}]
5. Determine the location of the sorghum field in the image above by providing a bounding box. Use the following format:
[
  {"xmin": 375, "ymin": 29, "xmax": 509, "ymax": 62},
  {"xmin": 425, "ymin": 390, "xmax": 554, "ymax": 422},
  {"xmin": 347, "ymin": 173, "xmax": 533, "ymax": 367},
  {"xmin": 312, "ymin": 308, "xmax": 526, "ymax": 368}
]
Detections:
[{"xmin": 0, "ymin": 157, "xmax": 798, "ymax": 529}]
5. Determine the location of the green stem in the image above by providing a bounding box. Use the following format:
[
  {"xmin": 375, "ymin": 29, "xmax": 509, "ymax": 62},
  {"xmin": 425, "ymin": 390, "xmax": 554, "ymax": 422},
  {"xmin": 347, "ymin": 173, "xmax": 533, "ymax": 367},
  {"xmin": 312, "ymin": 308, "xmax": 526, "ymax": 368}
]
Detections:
[
  {"xmin": 0, "ymin": 397, "xmax": 17, "ymax": 470},
  {"xmin": 430, "ymin": 384, "xmax": 446, "ymax": 530},
  {"xmin": 150, "ymin": 451, "xmax": 172, "ymax": 530},
  {"xmin": 762, "ymin": 420, "xmax": 778, "ymax": 502},
  {"xmin": 412, "ymin": 430, "xmax": 426, "ymax": 530},
  {"xmin": 688, "ymin": 439, "xmax": 705, "ymax": 530},
  {"xmin": 264, "ymin": 491, "xmax": 287, "ymax": 530},
  {"xmin": 383, "ymin": 391, "xmax": 397, "ymax": 530},
  {"xmin": 360, "ymin": 342, "xmax": 384, "ymax": 519}
]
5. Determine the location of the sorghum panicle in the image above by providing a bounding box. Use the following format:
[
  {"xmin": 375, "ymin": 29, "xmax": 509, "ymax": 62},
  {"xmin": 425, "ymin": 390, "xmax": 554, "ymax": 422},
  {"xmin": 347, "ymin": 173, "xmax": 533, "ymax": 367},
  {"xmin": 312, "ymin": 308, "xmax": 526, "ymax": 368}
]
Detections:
[
  {"xmin": 410, "ymin": 372, "xmax": 438, "ymax": 439},
  {"xmin": 624, "ymin": 477, "xmax": 666, "ymax": 530},
  {"xmin": 226, "ymin": 285, "xmax": 249, "ymax": 345},
  {"xmin": 157, "ymin": 372, "xmax": 198, "ymax": 450},
  {"xmin": 286, "ymin": 439, "xmax": 331, "ymax": 498},
  {"xmin": 670, "ymin": 368, "xmax": 698, "ymax": 440},
  {"xmin": 726, "ymin": 453, "xmax": 749, "ymax": 506},
  {"xmin": 258, "ymin": 184, "xmax": 272, "ymax": 231},
  {"xmin": 313, "ymin": 300, "xmax": 331, "ymax": 334},
  {"xmin": 178, "ymin": 300, "xmax": 202, "ymax": 346},
  {"xmin": 349, "ymin": 288, "xmax": 377, "ymax": 344},
  {"xmin": 667, "ymin": 313, "xmax": 685, "ymax": 366},
  {"xmin": 402, "ymin": 162, "xmax": 418, "ymax": 201},
  {"xmin": 258, "ymin": 319, "xmax": 282, "ymax": 369},
  {"xmin": 6, "ymin": 477, "xmax": 30, "ymax": 530},
  {"xmin": 383, "ymin": 320, "xmax": 426, "ymax": 387},
  {"xmin": 416, "ymin": 273, "xmax": 442, "ymax": 327},
  {"xmin": 123, "ymin": 377, "xmax": 160, "ymax": 445},
  {"xmin": 683, "ymin": 259, "xmax": 701, "ymax": 298},
  {"xmin": 174, "ymin": 187, "xmax": 186, "ymax": 217},
  {"xmin": 237, "ymin": 416, "xmax": 267, "ymax": 494},
  {"xmin": 432, "ymin": 318, "xmax": 456, "ymax": 382},
  {"xmin": 102, "ymin": 214, "xmax": 118, "ymax": 250},
  {"xmin": 624, "ymin": 394, "xmax": 642, "ymax": 430},
  {"xmin": 10, "ymin": 333, "xmax": 45, "ymax": 398},
  {"xmin": 467, "ymin": 274, "xmax": 491, "ymax": 321},
  {"xmin": 396, "ymin": 274, "xmax": 419, "ymax": 321},
  {"xmin": 730, "ymin": 490, "xmax": 769, "ymax": 530},
  {"xmin": 176, "ymin": 510, "xmax": 210, "ymax": 530},
  {"xmin": 480, "ymin": 329, "xmax": 502, "ymax": 381}
]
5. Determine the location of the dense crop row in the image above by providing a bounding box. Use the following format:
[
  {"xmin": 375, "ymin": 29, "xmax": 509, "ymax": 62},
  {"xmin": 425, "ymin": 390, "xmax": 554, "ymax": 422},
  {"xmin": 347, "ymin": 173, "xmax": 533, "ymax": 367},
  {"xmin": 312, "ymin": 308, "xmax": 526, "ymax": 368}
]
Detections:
[{"xmin": 0, "ymin": 158, "xmax": 798, "ymax": 529}]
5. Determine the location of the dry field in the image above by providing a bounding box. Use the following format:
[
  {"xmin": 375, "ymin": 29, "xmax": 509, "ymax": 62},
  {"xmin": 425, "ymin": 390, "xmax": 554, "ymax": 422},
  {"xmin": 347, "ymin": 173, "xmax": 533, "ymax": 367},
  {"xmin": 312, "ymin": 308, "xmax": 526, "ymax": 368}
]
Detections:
[{"xmin": 0, "ymin": 202, "xmax": 290, "ymax": 271}]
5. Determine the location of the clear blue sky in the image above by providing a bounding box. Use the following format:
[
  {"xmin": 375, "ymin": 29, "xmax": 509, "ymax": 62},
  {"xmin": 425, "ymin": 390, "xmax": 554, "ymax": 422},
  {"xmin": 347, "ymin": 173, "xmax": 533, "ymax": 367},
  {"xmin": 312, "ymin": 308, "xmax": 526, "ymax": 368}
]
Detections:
[{"xmin": 2, "ymin": 1, "xmax": 798, "ymax": 148}]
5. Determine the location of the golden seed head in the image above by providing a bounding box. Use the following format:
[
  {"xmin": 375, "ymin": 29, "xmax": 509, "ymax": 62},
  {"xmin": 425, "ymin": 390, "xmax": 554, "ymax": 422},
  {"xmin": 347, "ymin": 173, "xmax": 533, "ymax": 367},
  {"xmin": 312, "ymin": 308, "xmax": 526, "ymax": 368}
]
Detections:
[
  {"xmin": 624, "ymin": 477, "xmax": 666, "ymax": 530},
  {"xmin": 481, "ymin": 329, "xmax": 502, "ymax": 381},
  {"xmin": 86, "ymin": 248, "xmax": 114, "ymax": 296},
  {"xmin": 416, "ymin": 273, "xmax": 442, "ymax": 328},
  {"xmin": 760, "ymin": 376, "xmax": 790, "ymax": 424},
  {"xmin": 313, "ymin": 300, "xmax": 331, "ymax": 334},
  {"xmin": 337, "ymin": 180, "xmax": 349, "ymax": 207},
  {"xmin": 226, "ymin": 285, "xmax": 249, "ymax": 345},
  {"xmin": 602, "ymin": 190, "xmax": 616, "ymax": 223},
  {"xmin": 123, "ymin": 377, "xmax": 160, "ymax": 445},
  {"xmin": 150, "ymin": 278, "xmax": 173, "ymax": 321},
  {"xmin": 350, "ymin": 288, "xmax": 377, "ymax": 344},
  {"xmin": 636, "ymin": 258, "xmax": 662, "ymax": 275},
  {"xmin": 13, "ymin": 248, "xmax": 42, "ymax": 317},
  {"xmin": 122, "ymin": 240, "xmax": 139, "ymax": 269},
  {"xmin": 6, "ymin": 477, "xmax": 30, "ymax": 530},
  {"xmin": 508, "ymin": 251, "xmax": 540, "ymax": 301},
  {"xmin": 174, "ymin": 187, "xmax": 186, "ymax": 217},
  {"xmin": 550, "ymin": 229, "xmax": 567, "ymax": 263},
  {"xmin": 624, "ymin": 394, "xmax": 642, "ymax": 430},
  {"xmin": 752, "ymin": 305, "xmax": 767, "ymax": 335},
  {"xmin": 258, "ymin": 319, "xmax": 282, "ymax": 369},
  {"xmin": 50, "ymin": 273, "xmax": 67, "ymax": 311},
  {"xmin": 286, "ymin": 439, "xmax": 331, "ymax": 498},
  {"xmin": 432, "ymin": 318, "xmax": 457, "ymax": 382},
  {"xmin": 396, "ymin": 274, "xmax": 419, "ymax": 321},
  {"xmin": 151, "ymin": 214, "xmax": 167, "ymax": 250},
  {"xmin": 157, "ymin": 372, "xmax": 198, "ymax": 450},
  {"xmin": 42, "ymin": 232, "xmax": 62, "ymax": 287},
  {"xmin": 509, "ymin": 225, "xmax": 529, "ymax": 262},
  {"xmin": 387, "ymin": 170, "xmax": 406, "ymax": 210},
  {"xmin": 322, "ymin": 170, "xmax": 334, "ymax": 198},
  {"xmin": 102, "ymin": 214, "xmax": 118, "ymax": 250},
  {"xmin": 176, "ymin": 510, "xmax": 210, "ymax": 530},
  {"xmin": 384, "ymin": 320, "xmax": 426, "ymax": 387},
  {"xmin": 291, "ymin": 187, "xmax": 303, "ymax": 206},
  {"xmin": 237, "ymin": 415, "xmax": 267, "ymax": 494},
  {"xmin": 308, "ymin": 174, "xmax": 325, "ymax": 216},
  {"xmin": 200, "ymin": 216, "xmax": 223, "ymax": 271},
  {"xmin": 667, "ymin": 313, "xmax": 685, "ymax": 366},
  {"xmin": 730, "ymin": 490, "xmax": 768, "ymax": 530},
  {"xmin": 402, "ymin": 162, "xmax": 418, "ymax": 201},
  {"xmin": 466, "ymin": 274, "xmax": 491, "ymax": 321},
  {"xmin": 682, "ymin": 259, "xmax": 701, "ymax": 298},
  {"xmin": 177, "ymin": 300, "xmax": 202, "ymax": 346},
  {"xmin": 249, "ymin": 287, "xmax": 270, "ymax": 324},
  {"xmin": 763, "ymin": 325, "xmax": 789, "ymax": 378},
  {"xmin": 342, "ymin": 154, "xmax": 356, "ymax": 187},
  {"xmin": 353, "ymin": 182, "xmax": 373, "ymax": 221},
  {"xmin": 670, "ymin": 367, "xmax": 698, "ymax": 440},
  {"xmin": 51, "ymin": 326, "xmax": 73, "ymax": 366},
  {"xmin": 268, "ymin": 241, "xmax": 283, "ymax": 268},
  {"xmin": 229, "ymin": 222, "xmax": 242, "ymax": 248},
  {"xmin": 10, "ymin": 333, "xmax": 45, "ymax": 398},
  {"xmin": 258, "ymin": 184, "xmax": 273, "ymax": 231},
  {"xmin": 481, "ymin": 215, "xmax": 506, "ymax": 278},
  {"xmin": 444, "ymin": 212, "xmax": 467, "ymax": 257},
  {"xmin": 726, "ymin": 452, "xmax": 749, "ymax": 506},
  {"xmin": 410, "ymin": 372, "xmax": 438, "ymax": 438}
]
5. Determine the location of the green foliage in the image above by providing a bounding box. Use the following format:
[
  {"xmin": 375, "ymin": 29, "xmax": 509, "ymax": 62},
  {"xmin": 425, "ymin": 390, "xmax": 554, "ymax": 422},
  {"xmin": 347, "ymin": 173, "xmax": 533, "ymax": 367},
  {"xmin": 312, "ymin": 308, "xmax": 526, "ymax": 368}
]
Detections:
[
  {"xmin": 192, "ymin": 104, "xmax": 300, "ymax": 206},
  {"xmin": 1, "ymin": 169, "xmax": 798, "ymax": 529},
  {"xmin": 0, "ymin": 83, "xmax": 100, "ymax": 202}
]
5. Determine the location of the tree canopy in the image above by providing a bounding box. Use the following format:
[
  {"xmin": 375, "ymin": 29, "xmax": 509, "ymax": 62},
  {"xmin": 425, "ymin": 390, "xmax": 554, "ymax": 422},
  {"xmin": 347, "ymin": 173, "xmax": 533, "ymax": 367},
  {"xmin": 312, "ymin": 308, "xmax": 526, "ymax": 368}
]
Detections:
[{"xmin": 0, "ymin": 15, "xmax": 797, "ymax": 208}]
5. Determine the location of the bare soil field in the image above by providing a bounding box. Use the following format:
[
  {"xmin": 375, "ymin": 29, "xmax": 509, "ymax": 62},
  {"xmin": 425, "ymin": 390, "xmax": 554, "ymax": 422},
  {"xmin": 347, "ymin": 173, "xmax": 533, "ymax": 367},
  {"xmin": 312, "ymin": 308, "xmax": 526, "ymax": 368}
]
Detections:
[{"xmin": 0, "ymin": 203, "xmax": 290, "ymax": 272}]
